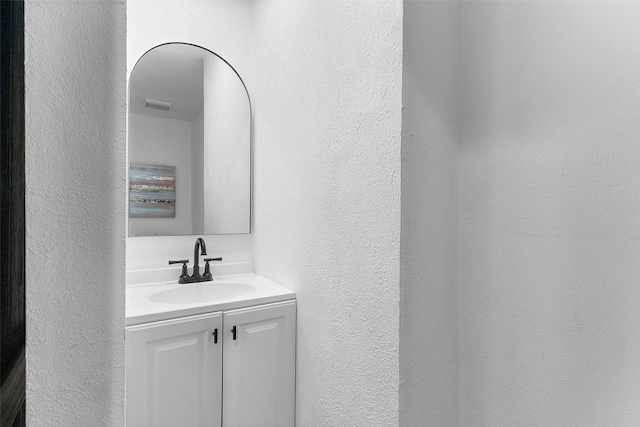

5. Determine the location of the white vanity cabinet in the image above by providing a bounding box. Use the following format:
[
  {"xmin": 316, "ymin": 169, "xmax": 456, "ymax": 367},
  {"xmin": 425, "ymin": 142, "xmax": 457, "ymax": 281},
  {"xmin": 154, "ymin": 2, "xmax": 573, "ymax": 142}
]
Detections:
[
  {"xmin": 222, "ymin": 301, "xmax": 296, "ymax": 427},
  {"xmin": 126, "ymin": 300, "xmax": 296, "ymax": 427},
  {"xmin": 126, "ymin": 312, "xmax": 223, "ymax": 427}
]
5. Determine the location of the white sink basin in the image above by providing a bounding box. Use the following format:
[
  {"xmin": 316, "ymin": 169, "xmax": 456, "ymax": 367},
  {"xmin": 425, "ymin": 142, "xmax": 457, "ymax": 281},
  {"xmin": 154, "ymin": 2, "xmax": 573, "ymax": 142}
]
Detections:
[
  {"xmin": 149, "ymin": 281, "xmax": 254, "ymax": 305},
  {"xmin": 126, "ymin": 273, "xmax": 296, "ymax": 326}
]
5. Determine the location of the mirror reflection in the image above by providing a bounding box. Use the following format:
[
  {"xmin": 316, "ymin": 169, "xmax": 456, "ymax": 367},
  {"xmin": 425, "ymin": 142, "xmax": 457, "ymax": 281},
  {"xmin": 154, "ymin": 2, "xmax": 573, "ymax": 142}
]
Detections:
[{"xmin": 128, "ymin": 43, "xmax": 250, "ymax": 237}]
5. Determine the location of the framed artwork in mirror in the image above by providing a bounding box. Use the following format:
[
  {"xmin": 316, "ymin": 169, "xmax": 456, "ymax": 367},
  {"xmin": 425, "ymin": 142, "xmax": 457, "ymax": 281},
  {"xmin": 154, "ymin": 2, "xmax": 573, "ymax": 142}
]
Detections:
[{"xmin": 129, "ymin": 163, "xmax": 176, "ymax": 218}]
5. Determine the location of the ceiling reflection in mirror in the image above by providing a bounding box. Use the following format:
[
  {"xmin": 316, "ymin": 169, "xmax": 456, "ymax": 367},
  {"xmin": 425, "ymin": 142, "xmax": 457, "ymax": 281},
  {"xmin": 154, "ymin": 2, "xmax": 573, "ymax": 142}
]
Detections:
[{"xmin": 128, "ymin": 43, "xmax": 250, "ymax": 237}]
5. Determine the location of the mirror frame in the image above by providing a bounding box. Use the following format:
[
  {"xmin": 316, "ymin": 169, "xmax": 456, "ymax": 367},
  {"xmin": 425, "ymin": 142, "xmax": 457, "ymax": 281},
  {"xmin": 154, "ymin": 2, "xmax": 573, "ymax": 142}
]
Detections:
[{"xmin": 128, "ymin": 42, "xmax": 253, "ymax": 237}]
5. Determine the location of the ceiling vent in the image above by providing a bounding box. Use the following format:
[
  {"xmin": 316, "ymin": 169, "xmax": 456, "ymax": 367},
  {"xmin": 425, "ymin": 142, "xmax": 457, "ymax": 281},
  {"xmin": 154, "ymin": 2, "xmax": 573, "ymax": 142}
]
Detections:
[{"xmin": 145, "ymin": 99, "xmax": 171, "ymax": 111}]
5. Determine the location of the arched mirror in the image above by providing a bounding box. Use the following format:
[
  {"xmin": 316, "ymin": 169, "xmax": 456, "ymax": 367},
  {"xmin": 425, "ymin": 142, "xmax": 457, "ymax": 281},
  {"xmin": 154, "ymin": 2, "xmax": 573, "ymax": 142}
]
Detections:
[{"xmin": 128, "ymin": 43, "xmax": 250, "ymax": 236}]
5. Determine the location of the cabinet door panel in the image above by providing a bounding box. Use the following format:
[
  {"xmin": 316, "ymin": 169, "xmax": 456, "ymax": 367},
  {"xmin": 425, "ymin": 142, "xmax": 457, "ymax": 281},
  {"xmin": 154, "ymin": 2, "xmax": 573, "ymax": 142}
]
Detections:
[
  {"xmin": 223, "ymin": 300, "xmax": 296, "ymax": 427},
  {"xmin": 126, "ymin": 313, "xmax": 222, "ymax": 427}
]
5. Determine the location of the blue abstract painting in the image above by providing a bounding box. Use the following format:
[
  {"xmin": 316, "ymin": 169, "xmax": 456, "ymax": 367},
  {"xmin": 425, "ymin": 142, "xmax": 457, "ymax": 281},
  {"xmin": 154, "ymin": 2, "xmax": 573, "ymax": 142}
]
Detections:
[{"xmin": 129, "ymin": 163, "xmax": 176, "ymax": 218}]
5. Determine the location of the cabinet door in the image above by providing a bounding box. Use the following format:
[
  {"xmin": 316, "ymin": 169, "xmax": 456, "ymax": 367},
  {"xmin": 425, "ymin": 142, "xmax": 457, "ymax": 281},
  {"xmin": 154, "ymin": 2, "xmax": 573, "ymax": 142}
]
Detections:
[
  {"xmin": 126, "ymin": 312, "xmax": 222, "ymax": 427},
  {"xmin": 223, "ymin": 300, "xmax": 296, "ymax": 427}
]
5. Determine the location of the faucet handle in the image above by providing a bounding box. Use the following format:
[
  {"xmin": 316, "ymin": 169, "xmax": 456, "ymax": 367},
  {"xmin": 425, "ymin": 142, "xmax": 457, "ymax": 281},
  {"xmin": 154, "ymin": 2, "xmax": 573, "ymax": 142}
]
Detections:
[
  {"xmin": 202, "ymin": 257, "xmax": 222, "ymax": 281},
  {"xmin": 168, "ymin": 259, "xmax": 190, "ymax": 281}
]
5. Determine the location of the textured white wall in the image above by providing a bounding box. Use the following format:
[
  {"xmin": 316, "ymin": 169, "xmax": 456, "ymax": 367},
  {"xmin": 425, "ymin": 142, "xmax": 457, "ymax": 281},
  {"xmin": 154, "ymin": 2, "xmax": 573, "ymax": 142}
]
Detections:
[
  {"xmin": 127, "ymin": 0, "xmax": 254, "ymax": 79},
  {"xmin": 25, "ymin": 0, "xmax": 126, "ymax": 425},
  {"xmin": 251, "ymin": 1, "xmax": 403, "ymax": 425},
  {"xmin": 400, "ymin": 1, "xmax": 460, "ymax": 425},
  {"xmin": 459, "ymin": 2, "xmax": 640, "ymax": 425},
  {"xmin": 127, "ymin": 0, "xmax": 254, "ymax": 272}
]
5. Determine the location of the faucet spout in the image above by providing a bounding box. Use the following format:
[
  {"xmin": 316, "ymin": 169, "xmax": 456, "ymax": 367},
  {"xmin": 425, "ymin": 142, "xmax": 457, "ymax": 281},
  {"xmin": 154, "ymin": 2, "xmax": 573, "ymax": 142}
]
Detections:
[{"xmin": 192, "ymin": 237, "xmax": 207, "ymax": 278}]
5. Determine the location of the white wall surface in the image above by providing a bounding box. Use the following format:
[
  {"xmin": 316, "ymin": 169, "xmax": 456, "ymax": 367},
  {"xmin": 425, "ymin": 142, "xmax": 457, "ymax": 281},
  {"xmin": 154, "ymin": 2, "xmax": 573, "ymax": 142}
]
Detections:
[
  {"xmin": 192, "ymin": 107, "xmax": 205, "ymax": 234},
  {"xmin": 203, "ymin": 54, "xmax": 251, "ymax": 234},
  {"xmin": 251, "ymin": 1, "xmax": 403, "ymax": 425},
  {"xmin": 24, "ymin": 2, "xmax": 640, "ymax": 426},
  {"xmin": 128, "ymin": 113, "xmax": 192, "ymax": 236},
  {"xmin": 25, "ymin": 0, "xmax": 126, "ymax": 425},
  {"xmin": 127, "ymin": 0, "xmax": 254, "ymax": 273},
  {"xmin": 459, "ymin": 2, "xmax": 640, "ymax": 425},
  {"xmin": 127, "ymin": 0, "xmax": 254, "ymax": 79},
  {"xmin": 400, "ymin": 1, "xmax": 460, "ymax": 425},
  {"xmin": 126, "ymin": 234, "xmax": 252, "ymax": 271}
]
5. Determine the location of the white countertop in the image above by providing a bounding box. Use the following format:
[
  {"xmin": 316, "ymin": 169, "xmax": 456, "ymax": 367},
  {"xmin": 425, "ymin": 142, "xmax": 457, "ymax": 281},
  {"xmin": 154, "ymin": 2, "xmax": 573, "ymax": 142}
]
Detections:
[{"xmin": 126, "ymin": 273, "xmax": 295, "ymax": 326}]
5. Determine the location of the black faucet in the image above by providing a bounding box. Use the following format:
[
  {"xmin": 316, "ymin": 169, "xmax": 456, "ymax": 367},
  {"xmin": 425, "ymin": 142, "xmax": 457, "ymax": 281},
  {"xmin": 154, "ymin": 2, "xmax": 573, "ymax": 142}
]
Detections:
[
  {"xmin": 192, "ymin": 237, "xmax": 207, "ymax": 279},
  {"xmin": 168, "ymin": 237, "xmax": 222, "ymax": 284}
]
